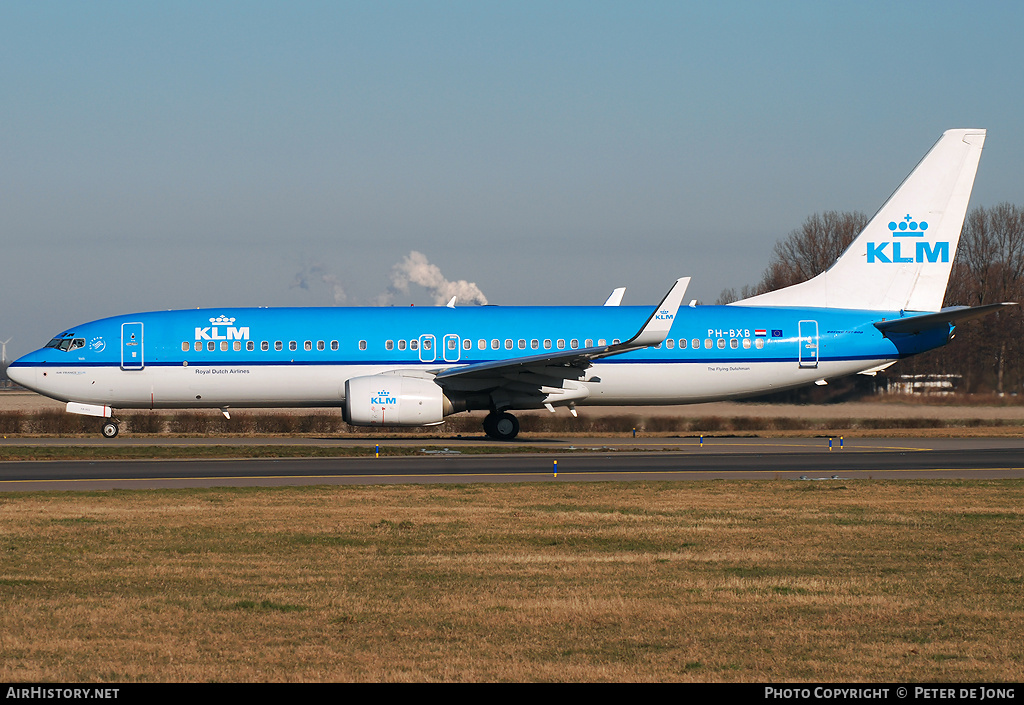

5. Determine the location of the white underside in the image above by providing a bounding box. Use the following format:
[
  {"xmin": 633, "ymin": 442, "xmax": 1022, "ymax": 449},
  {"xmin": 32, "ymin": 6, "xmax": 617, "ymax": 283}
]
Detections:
[{"xmin": 22, "ymin": 357, "xmax": 893, "ymax": 411}]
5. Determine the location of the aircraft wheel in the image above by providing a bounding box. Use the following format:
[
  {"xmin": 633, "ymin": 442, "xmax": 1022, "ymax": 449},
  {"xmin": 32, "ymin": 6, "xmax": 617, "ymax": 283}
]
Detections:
[
  {"xmin": 484, "ymin": 411, "xmax": 519, "ymax": 441},
  {"xmin": 101, "ymin": 421, "xmax": 119, "ymax": 439}
]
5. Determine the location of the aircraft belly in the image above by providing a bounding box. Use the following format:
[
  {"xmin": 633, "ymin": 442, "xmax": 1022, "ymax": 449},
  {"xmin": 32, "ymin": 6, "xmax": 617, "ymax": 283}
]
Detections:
[
  {"xmin": 41, "ymin": 365, "xmax": 365, "ymax": 409},
  {"xmin": 581, "ymin": 359, "xmax": 890, "ymax": 405}
]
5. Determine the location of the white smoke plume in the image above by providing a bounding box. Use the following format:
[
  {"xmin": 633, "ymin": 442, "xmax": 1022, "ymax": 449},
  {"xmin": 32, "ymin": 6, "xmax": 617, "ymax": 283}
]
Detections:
[
  {"xmin": 291, "ymin": 251, "xmax": 487, "ymax": 306},
  {"xmin": 377, "ymin": 251, "xmax": 488, "ymax": 306},
  {"xmin": 290, "ymin": 263, "xmax": 347, "ymax": 304}
]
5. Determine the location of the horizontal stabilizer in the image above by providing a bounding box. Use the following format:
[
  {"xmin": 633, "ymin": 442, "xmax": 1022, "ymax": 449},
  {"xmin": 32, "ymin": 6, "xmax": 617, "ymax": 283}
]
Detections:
[{"xmin": 874, "ymin": 303, "xmax": 1015, "ymax": 336}]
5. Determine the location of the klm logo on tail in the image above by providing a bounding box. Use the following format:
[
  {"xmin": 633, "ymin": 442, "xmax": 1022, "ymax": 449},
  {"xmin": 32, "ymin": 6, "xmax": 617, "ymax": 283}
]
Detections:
[{"xmin": 867, "ymin": 214, "xmax": 949, "ymax": 264}]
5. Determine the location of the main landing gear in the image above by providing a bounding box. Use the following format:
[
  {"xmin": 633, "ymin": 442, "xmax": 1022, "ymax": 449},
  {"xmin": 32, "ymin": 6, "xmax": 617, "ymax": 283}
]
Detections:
[
  {"xmin": 483, "ymin": 411, "xmax": 520, "ymax": 441},
  {"xmin": 101, "ymin": 420, "xmax": 120, "ymax": 439}
]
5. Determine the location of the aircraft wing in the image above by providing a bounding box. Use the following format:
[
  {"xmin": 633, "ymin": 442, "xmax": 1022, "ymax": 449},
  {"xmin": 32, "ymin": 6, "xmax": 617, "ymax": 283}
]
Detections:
[
  {"xmin": 432, "ymin": 278, "xmax": 689, "ymax": 403},
  {"xmin": 874, "ymin": 303, "xmax": 1016, "ymax": 336}
]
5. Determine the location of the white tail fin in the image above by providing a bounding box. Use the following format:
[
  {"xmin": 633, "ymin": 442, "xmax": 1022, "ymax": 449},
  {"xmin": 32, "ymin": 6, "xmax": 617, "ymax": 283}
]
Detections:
[{"xmin": 738, "ymin": 129, "xmax": 986, "ymax": 312}]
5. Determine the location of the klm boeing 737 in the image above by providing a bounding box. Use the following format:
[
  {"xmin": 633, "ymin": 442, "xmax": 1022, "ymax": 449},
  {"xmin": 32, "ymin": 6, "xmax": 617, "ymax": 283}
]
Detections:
[{"xmin": 9, "ymin": 129, "xmax": 1010, "ymax": 440}]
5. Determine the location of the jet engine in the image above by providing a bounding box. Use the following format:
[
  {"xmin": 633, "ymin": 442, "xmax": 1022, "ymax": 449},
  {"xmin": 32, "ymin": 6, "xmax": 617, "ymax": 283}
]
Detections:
[{"xmin": 343, "ymin": 374, "xmax": 451, "ymax": 426}]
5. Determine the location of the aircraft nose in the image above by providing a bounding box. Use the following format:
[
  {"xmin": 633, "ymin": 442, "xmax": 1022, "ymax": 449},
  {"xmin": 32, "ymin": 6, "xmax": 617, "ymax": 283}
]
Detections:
[{"xmin": 5, "ymin": 359, "xmax": 36, "ymax": 390}]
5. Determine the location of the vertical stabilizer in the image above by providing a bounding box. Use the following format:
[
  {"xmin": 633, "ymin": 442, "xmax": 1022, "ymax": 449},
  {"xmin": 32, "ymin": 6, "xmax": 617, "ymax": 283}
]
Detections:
[{"xmin": 738, "ymin": 129, "xmax": 986, "ymax": 312}]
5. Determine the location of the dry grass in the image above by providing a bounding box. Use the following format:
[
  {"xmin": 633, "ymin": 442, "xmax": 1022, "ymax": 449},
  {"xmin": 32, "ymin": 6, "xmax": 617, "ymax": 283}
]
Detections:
[{"xmin": 1, "ymin": 480, "xmax": 1023, "ymax": 682}]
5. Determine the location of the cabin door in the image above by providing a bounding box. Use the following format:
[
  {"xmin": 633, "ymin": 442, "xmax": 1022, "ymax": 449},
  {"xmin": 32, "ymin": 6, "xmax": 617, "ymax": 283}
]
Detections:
[
  {"xmin": 121, "ymin": 322, "xmax": 144, "ymax": 370},
  {"xmin": 798, "ymin": 320, "xmax": 818, "ymax": 369}
]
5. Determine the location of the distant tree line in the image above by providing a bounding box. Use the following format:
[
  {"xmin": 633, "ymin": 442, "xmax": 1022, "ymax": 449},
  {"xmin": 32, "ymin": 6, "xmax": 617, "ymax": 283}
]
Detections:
[{"xmin": 724, "ymin": 205, "xmax": 1024, "ymax": 396}]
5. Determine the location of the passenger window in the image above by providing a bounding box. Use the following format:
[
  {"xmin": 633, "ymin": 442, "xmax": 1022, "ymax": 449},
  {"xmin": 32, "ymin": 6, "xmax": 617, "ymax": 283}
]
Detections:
[
  {"xmin": 478, "ymin": 339, "xmax": 486, "ymax": 350},
  {"xmin": 275, "ymin": 341, "xmax": 283, "ymax": 351},
  {"xmin": 730, "ymin": 339, "xmax": 738, "ymax": 349},
  {"xmin": 518, "ymin": 339, "xmax": 526, "ymax": 350},
  {"xmin": 359, "ymin": 340, "xmax": 367, "ymax": 350},
  {"xmin": 317, "ymin": 341, "xmax": 325, "ymax": 351},
  {"xmin": 491, "ymin": 339, "xmax": 499, "ymax": 350},
  {"xmin": 247, "ymin": 341, "xmax": 254, "ymax": 351},
  {"xmin": 234, "ymin": 341, "xmax": 242, "ymax": 351},
  {"xmin": 448, "ymin": 338, "xmax": 457, "ymax": 350},
  {"xmin": 289, "ymin": 341, "xmax": 297, "ymax": 351},
  {"xmin": 398, "ymin": 339, "xmax": 407, "ymax": 351},
  {"xmin": 692, "ymin": 339, "xmax": 700, "ymax": 349},
  {"xmin": 422, "ymin": 338, "xmax": 431, "ymax": 351},
  {"xmin": 598, "ymin": 339, "xmax": 607, "ymax": 346},
  {"xmin": 717, "ymin": 339, "xmax": 726, "ymax": 349},
  {"xmin": 463, "ymin": 339, "xmax": 472, "ymax": 350},
  {"xmin": 666, "ymin": 339, "xmax": 674, "ymax": 349},
  {"xmin": 743, "ymin": 339, "xmax": 751, "ymax": 349},
  {"xmin": 505, "ymin": 339, "xmax": 513, "ymax": 350},
  {"xmin": 704, "ymin": 339, "xmax": 712, "ymax": 349},
  {"xmin": 679, "ymin": 339, "xmax": 687, "ymax": 349},
  {"xmin": 585, "ymin": 339, "xmax": 593, "ymax": 348},
  {"xmin": 194, "ymin": 342, "xmax": 202, "ymax": 352},
  {"xmin": 755, "ymin": 338, "xmax": 765, "ymax": 349},
  {"xmin": 531, "ymin": 339, "xmax": 539, "ymax": 349},
  {"xmin": 331, "ymin": 341, "xmax": 339, "ymax": 351},
  {"xmin": 544, "ymin": 339, "xmax": 552, "ymax": 349},
  {"xmin": 182, "ymin": 342, "xmax": 190, "ymax": 352},
  {"xmin": 386, "ymin": 340, "xmax": 394, "ymax": 351},
  {"xmin": 208, "ymin": 341, "xmax": 216, "ymax": 352},
  {"xmin": 570, "ymin": 339, "xmax": 578, "ymax": 349},
  {"xmin": 261, "ymin": 341, "xmax": 269, "ymax": 351},
  {"xmin": 304, "ymin": 341, "xmax": 312, "ymax": 351},
  {"xmin": 557, "ymin": 339, "xmax": 565, "ymax": 349},
  {"xmin": 410, "ymin": 339, "xmax": 418, "ymax": 351},
  {"xmin": 221, "ymin": 341, "xmax": 229, "ymax": 351}
]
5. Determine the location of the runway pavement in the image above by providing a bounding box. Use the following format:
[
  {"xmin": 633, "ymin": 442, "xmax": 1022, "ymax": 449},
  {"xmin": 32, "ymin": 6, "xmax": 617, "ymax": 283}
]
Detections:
[{"xmin": 2, "ymin": 436, "xmax": 1024, "ymax": 490}]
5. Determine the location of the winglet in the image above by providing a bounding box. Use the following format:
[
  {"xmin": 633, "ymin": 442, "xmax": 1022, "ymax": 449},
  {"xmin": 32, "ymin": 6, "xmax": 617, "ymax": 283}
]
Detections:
[
  {"xmin": 624, "ymin": 277, "xmax": 689, "ymax": 347},
  {"xmin": 603, "ymin": 287, "xmax": 626, "ymax": 306}
]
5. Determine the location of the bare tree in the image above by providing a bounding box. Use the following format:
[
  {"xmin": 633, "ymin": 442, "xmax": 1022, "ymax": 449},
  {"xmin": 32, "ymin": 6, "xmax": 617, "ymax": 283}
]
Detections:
[
  {"xmin": 716, "ymin": 285, "xmax": 757, "ymax": 305},
  {"xmin": 742, "ymin": 205, "xmax": 1024, "ymax": 397},
  {"xmin": 754, "ymin": 211, "xmax": 868, "ymax": 294},
  {"xmin": 940, "ymin": 203, "xmax": 1024, "ymax": 394}
]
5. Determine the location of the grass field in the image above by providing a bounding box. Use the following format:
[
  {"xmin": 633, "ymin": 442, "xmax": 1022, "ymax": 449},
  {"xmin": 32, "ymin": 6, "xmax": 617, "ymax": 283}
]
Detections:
[{"xmin": 2, "ymin": 480, "xmax": 1022, "ymax": 682}]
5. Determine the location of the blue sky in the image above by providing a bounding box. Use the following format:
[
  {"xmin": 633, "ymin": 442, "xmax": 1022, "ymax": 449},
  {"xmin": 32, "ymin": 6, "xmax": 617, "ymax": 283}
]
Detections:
[{"xmin": 3, "ymin": 1, "xmax": 1022, "ymax": 359}]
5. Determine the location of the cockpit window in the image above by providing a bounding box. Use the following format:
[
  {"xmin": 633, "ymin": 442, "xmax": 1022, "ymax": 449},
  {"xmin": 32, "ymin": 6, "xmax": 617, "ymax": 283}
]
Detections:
[{"xmin": 44, "ymin": 337, "xmax": 85, "ymax": 352}]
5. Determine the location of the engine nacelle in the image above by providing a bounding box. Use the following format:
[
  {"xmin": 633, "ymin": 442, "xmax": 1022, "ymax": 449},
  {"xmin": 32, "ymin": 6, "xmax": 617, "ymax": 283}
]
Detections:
[{"xmin": 344, "ymin": 374, "xmax": 448, "ymax": 426}]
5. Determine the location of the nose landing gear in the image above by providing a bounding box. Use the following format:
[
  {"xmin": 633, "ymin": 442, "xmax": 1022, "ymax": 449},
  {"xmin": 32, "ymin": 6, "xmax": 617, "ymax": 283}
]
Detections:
[{"xmin": 101, "ymin": 420, "xmax": 119, "ymax": 439}]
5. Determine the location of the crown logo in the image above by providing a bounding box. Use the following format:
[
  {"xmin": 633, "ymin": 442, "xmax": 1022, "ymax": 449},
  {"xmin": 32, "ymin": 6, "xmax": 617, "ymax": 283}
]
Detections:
[
  {"xmin": 378, "ymin": 390, "xmax": 390, "ymax": 396},
  {"xmin": 888, "ymin": 214, "xmax": 929, "ymax": 237},
  {"xmin": 210, "ymin": 315, "xmax": 236, "ymax": 325}
]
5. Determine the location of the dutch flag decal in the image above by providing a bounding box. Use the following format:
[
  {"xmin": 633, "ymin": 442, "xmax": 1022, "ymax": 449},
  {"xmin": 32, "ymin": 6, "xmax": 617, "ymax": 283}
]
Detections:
[{"xmin": 754, "ymin": 329, "xmax": 767, "ymax": 337}]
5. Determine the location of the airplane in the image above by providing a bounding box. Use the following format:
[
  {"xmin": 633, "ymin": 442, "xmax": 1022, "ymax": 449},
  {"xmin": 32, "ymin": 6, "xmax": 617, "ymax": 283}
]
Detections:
[{"xmin": 8, "ymin": 128, "xmax": 1011, "ymax": 440}]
